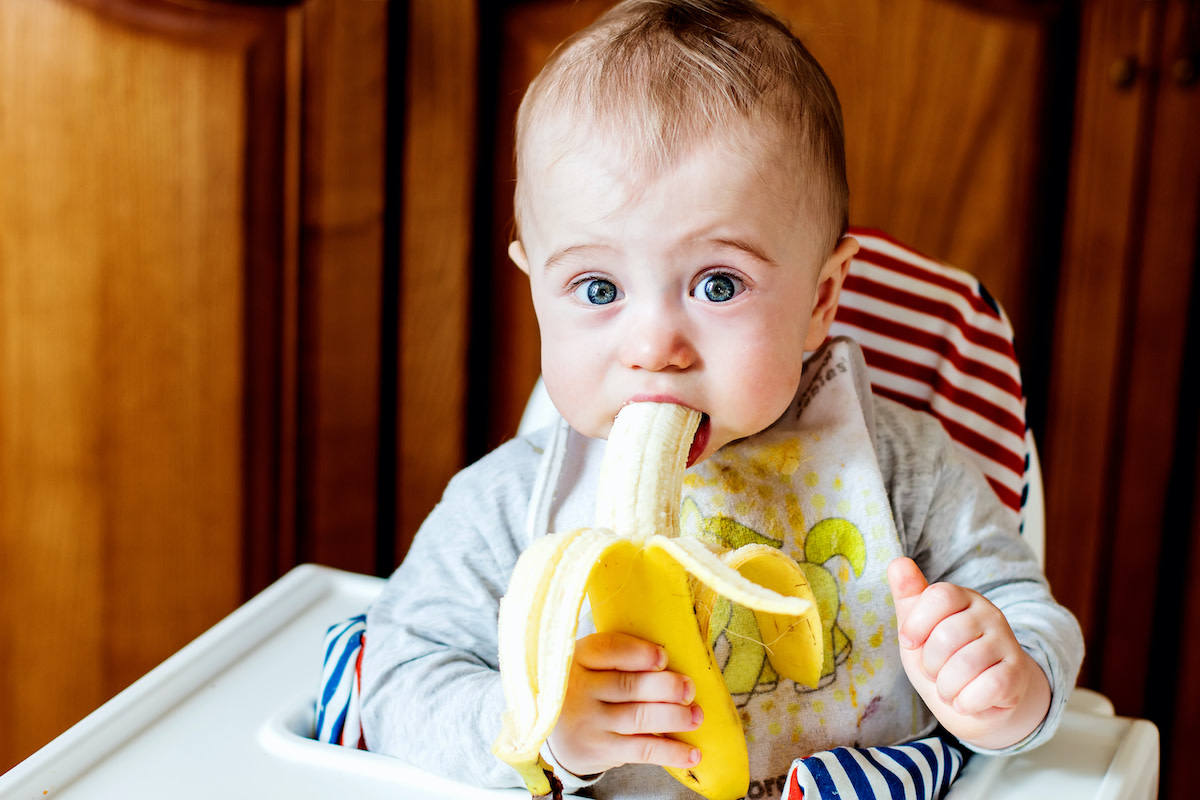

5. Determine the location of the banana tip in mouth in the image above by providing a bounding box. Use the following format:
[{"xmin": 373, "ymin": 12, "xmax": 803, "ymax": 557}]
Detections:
[{"xmin": 687, "ymin": 414, "xmax": 710, "ymax": 468}]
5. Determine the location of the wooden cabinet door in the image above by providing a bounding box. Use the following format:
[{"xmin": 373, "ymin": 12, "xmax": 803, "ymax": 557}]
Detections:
[
  {"xmin": 1046, "ymin": 0, "xmax": 1200, "ymax": 795},
  {"xmin": 0, "ymin": 0, "xmax": 388, "ymax": 770}
]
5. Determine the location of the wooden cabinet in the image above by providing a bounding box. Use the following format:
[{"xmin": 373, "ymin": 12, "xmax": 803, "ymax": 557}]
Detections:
[
  {"xmin": 1044, "ymin": 2, "xmax": 1200, "ymax": 798},
  {"xmin": 0, "ymin": 0, "xmax": 387, "ymax": 770}
]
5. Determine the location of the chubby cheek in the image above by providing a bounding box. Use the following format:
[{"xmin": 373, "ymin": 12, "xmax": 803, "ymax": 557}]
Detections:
[
  {"xmin": 718, "ymin": 377, "xmax": 798, "ymax": 441},
  {"xmin": 539, "ymin": 341, "xmax": 613, "ymax": 439},
  {"xmin": 708, "ymin": 334, "xmax": 806, "ymax": 440},
  {"xmin": 532, "ymin": 299, "xmax": 601, "ymax": 431}
]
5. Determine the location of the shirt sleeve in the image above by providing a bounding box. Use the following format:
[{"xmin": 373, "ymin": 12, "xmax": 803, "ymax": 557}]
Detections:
[
  {"xmin": 359, "ymin": 432, "xmax": 549, "ymax": 789},
  {"xmin": 872, "ymin": 397, "xmax": 1085, "ymax": 755}
]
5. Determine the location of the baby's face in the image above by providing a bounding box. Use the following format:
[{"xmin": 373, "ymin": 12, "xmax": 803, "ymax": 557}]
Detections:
[{"xmin": 512, "ymin": 137, "xmax": 852, "ymax": 464}]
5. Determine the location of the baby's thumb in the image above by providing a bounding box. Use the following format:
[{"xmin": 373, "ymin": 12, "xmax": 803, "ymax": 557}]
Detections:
[{"xmin": 888, "ymin": 557, "xmax": 929, "ymax": 626}]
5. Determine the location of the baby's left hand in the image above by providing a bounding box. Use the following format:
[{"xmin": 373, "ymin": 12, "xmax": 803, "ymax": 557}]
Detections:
[{"xmin": 887, "ymin": 557, "xmax": 1051, "ymax": 750}]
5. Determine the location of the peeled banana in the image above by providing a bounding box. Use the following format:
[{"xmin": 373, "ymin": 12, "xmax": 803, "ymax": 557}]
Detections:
[{"xmin": 492, "ymin": 403, "xmax": 823, "ymax": 800}]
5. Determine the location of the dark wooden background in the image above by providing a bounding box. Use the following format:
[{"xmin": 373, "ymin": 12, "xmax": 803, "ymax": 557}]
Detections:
[{"xmin": 2, "ymin": 0, "xmax": 1197, "ymax": 796}]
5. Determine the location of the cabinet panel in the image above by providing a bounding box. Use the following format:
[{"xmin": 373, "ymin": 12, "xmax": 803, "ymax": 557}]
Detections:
[
  {"xmin": 393, "ymin": 0, "xmax": 479, "ymax": 556},
  {"xmin": 1043, "ymin": 0, "xmax": 1155, "ymax": 676},
  {"xmin": 1045, "ymin": 0, "xmax": 1200, "ymax": 738},
  {"xmin": 295, "ymin": 0, "xmax": 388, "ymax": 575},
  {"xmin": 1101, "ymin": 0, "xmax": 1200, "ymax": 708},
  {"xmin": 0, "ymin": 0, "xmax": 295, "ymax": 770},
  {"xmin": 1060, "ymin": 2, "xmax": 1200, "ymax": 794}
]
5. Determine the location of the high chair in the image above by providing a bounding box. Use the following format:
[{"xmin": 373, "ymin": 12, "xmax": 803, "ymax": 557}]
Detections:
[{"xmin": 0, "ymin": 232, "xmax": 1158, "ymax": 799}]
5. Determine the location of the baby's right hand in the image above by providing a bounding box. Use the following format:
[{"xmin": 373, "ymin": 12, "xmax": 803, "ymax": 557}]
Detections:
[{"xmin": 547, "ymin": 631, "xmax": 704, "ymax": 778}]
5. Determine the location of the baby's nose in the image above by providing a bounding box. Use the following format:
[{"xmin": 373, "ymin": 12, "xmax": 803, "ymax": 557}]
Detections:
[{"xmin": 619, "ymin": 311, "xmax": 697, "ymax": 372}]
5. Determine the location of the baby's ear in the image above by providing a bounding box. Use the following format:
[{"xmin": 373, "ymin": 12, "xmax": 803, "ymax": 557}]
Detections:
[
  {"xmin": 803, "ymin": 236, "xmax": 858, "ymax": 351},
  {"xmin": 509, "ymin": 240, "xmax": 531, "ymax": 275}
]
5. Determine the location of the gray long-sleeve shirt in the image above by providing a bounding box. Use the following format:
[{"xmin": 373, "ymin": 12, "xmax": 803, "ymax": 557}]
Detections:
[{"xmin": 361, "ymin": 341, "xmax": 1083, "ymax": 798}]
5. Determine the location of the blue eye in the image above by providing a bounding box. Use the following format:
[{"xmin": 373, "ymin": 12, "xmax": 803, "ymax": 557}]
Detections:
[
  {"xmin": 696, "ymin": 273, "xmax": 742, "ymax": 302},
  {"xmin": 574, "ymin": 278, "xmax": 619, "ymax": 305}
]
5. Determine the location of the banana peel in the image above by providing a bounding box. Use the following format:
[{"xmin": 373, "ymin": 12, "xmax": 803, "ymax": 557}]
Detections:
[{"xmin": 492, "ymin": 403, "xmax": 823, "ymax": 800}]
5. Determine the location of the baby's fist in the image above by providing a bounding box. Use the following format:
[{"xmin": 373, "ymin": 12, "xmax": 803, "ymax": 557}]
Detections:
[{"xmin": 887, "ymin": 557, "xmax": 1050, "ymax": 749}]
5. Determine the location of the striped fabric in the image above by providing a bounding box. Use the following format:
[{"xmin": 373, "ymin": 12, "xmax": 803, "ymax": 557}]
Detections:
[
  {"xmin": 784, "ymin": 736, "xmax": 964, "ymax": 800},
  {"xmin": 314, "ymin": 614, "xmax": 367, "ymax": 749},
  {"xmin": 830, "ymin": 229, "xmax": 1029, "ymax": 526}
]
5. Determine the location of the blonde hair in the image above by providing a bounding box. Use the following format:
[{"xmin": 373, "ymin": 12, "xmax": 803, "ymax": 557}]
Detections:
[{"xmin": 513, "ymin": 0, "xmax": 849, "ymax": 256}]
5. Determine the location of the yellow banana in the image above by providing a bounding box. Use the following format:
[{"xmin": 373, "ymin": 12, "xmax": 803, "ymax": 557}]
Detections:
[
  {"xmin": 492, "ymin": 403, "xmax": 822, "ymax": 800},
  {"xmin": 693, "ymin": 544, "xmax": 823, "ymax": 693}
]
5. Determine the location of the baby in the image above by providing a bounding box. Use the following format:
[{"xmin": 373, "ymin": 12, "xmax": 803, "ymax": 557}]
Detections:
[{"xmin": 361, "ymin": 1, "xmax": 1083, "ymax": 797}]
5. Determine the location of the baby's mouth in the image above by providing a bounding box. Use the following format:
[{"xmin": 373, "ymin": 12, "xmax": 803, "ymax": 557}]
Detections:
[{"xmin": 687, "ymin": 414, "xmax": 711, "ymax": 468}]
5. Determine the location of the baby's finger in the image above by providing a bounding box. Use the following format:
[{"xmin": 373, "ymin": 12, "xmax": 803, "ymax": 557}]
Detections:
[
  {"xmin": 916, "ymin": 608, "xmax": 990, "ymax": 677},
  {"xmin": 604, "ymin": 731, "xmax": 702, "ymax": 769},
  {"xmin": 950, "ymin": 659, "xmax": 1026, "ymax": 716},
  {"xmin": 887, "ymin": 557, "xmax": 929, "ymax": 628},
  {"xmin": 897, "ymin": 582, "xmax": 973, "ymax": 649},
  {"xmin": 931, "ymin": 636, "xmax": 1004, "ymax": 705},
  {"xmin": 575, "ymin": 631, "xmax": 667, "ymax": 672},
  {"xmin": 602, "ymin": 700, "xmax": 704, "ymax": 738},
  {"xmin": 588, "ymin": 665, "xmax": 696, "ymax": 705}
]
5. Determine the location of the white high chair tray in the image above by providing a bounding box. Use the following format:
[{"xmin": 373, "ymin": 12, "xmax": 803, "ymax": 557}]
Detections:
[{"xmin": 0, "ymin": 565, "xmax": 1157, "ymax": 799}]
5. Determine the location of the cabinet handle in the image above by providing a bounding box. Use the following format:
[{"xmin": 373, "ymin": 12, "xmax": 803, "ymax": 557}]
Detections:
[
  {"xmin": 1176, "ymin": 0, "xmax": 1199, "ymax": 87},
  {"xmin": 1109, "ymin": 55, "xmax": 1139, "ymax": 89},
  {"xmin": 1175, "ymin": 55, "xmax": 1198, "ymax": 86}
]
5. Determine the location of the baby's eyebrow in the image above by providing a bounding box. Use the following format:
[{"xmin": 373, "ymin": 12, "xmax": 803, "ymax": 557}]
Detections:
[
  {"xmin": 543, "ymin": 244, "xmax": 611, "ymax": 272},
  {"xmin": 542, "ymin": 237, "xmax": 777, "ymax": 270},
  {"xmin": 708, "ymin": 236, "xmax": 779, "ymax": 267}
]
